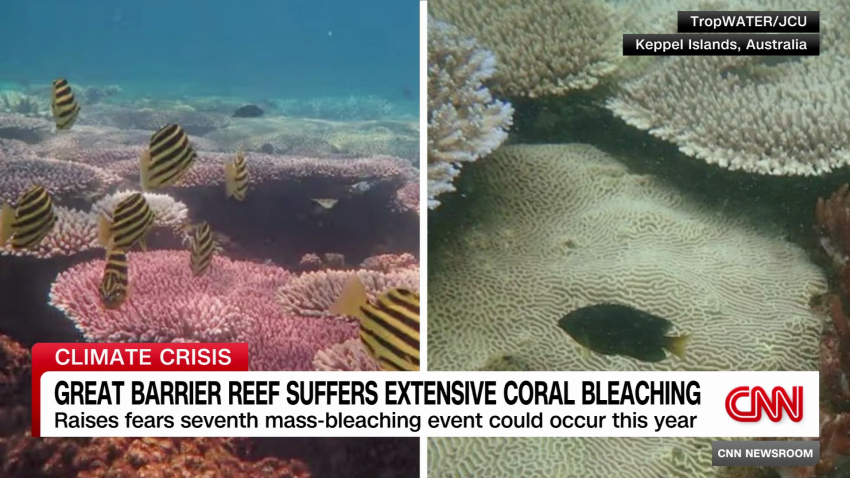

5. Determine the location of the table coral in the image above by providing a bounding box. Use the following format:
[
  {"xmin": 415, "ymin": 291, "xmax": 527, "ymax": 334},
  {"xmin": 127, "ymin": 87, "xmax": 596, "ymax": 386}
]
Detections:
[{"xmin": 49, "ymin": 250, "xmax": 357, "ymax": 370}]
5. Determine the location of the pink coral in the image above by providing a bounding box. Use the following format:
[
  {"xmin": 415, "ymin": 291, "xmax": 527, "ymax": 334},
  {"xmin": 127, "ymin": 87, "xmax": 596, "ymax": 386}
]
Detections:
[
  {"xmin": 49, "ymin": 250, "xmax": 357, "ymax": 370},
  {"xmin": 0, "ymin": 156, "xmax": 120, "ymax": 204},
  {"xmin": 298, "ymin": 253, "xmax": 323, "ymax": 270},
  {"xmin": 276, "ymin": 267, "xmax": 420, "ymax": 317},
  {"xmin": 393, "ymin": 180, "xmax": 419, "ymax": 215},
  {"xmin": 312, "ymin": 339, "xmax": 381, "ymax": 371},
  {"xmin": 360, "ymin": 253, "xmax": 418, "ymax": 272}
]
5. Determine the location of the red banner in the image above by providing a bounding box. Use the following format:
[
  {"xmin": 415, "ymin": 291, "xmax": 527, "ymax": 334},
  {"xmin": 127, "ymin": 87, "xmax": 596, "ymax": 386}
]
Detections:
[{"xmin": 31, "ymin": 343, "xmax": 249, "ymax": 436}]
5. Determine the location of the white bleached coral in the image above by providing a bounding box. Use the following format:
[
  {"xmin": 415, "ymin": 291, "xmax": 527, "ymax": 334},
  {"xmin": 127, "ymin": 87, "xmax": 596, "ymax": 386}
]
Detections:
[
  {"xmin": 607, "ymin": 54, "xmax": 850, "ymax": 175},
  {"xmin": 429, "ymin": 144, "xmax": 827, "ymax": 373},
  {"xmin": 427, "ymin": 16, "xmax": 513, "ymax": 209},
  {"xmin": 429, "ymin": 0, "xmax": 620, "ymax": 98}
]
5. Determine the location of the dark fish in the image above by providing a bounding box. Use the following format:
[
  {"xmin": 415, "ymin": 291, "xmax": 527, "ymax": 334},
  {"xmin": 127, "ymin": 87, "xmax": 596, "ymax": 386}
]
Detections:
[
  {"xmin": 99, "ymin": 248, "xmax": 129, "ymax": 310},
  {"xmin": 140, "ymin": 124, "xmax": 197, "ymax": 190},
  {"xmin": 51, "ymin": 78, "xmax": 80, "ymax": 130},
  {"xmin": 0, "ymin": 185, "xmax": 57, "ymax": 249},
  {"xmin": 190, "ymin": 222, "xmax": 214, "ymax": 276},
  {"xmin": 232, "ymin": 104, "xmax": 263, "ymax": 118},
  {"xmin": 558, "ymin": 303, "xmax": 690, "ymax": 363},
  {"xmin": 225, "ymin": 151, "xmax": 248, "ymax": 200},
  {"xmin": 330, "ymin": 276, "xmax": 420, "ymax": 371},
  {"xmin": 402, "ymin": 86, "xmax": 414, "ymax": 101},
  {"xmin": 98, "ymin": 192, "xmax": 155, "ymax": 251},
  {"xmin": 259, "ymin": 143, "xmax": 274, "ymax": 154}
]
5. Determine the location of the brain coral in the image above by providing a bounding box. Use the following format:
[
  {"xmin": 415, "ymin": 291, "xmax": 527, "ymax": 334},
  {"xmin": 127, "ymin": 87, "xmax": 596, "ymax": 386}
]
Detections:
[
  {"xmin": 429, "ymin": 0, "xmax": 620, "ymax": 98},
  {"xmin": 427, "ymin": 16, "xmax": 513, "ymax": 209},
  {"xmin": 429, "ymin": 144, "xmax": 827, "ymax": 372},
  {"xmin": 429, "ymin": 436, "xmax": 717, "ymax": 478}
]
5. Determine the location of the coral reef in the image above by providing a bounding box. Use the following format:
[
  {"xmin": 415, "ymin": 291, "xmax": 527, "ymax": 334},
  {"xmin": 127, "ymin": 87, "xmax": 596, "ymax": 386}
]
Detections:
[
  {"xmin": 429, "ymin": 0, "xmax": 620, "ymax": 98},
  {"xmin": 49, "ymin": 250, "xmax": 358, "ymax": 371},
  {"xmin": 429, "ymin": 144, "xmax": 826, "ymax": 372},
  {"xmin": 0, "ymin": 436, "xmax": 309, "ymax": 478},
  {"xmin": 313, "ymin": 338, "xmax": 382, "ymax": 371},
  {"xmin": 607, "ymin": 54, "xmax": 850, "ymax": 175},
  {"xmin": 0, "ymin": 334, "xmax": 30, "ymax": 437},
  {"xmin": 0, "ymin": 113, "xmax": 53, "ymax": 143},
  {"xmin": 276, "ymin": 267, "xmax": 420, "ymax": 318},
  {"xmin": 0, "ymin": 156, "xmax": 120, "ymax": 204},
  {"xmin": 427, "ymin": 16, "xmax": 513, "ymax": 209}
]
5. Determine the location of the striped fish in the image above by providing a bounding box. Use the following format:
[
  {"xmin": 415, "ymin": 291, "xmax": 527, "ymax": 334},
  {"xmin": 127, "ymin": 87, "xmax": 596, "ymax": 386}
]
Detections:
[
  {"xmin": 0, "ymin": 186, "xmax": 57, "ymax": 249},
  {"xmin": 51, "ymin": 78, "xmax": 80, "ymax": 130},
  {"xmin": 99, "ymin": 248, "xmax": 130, "ymax": 310},
  {"xmin": 98, "ymin": 192, "xmax": 155, "ymax": 251},
  {"xmin": 190, "ymin": 221, "xmax": 214, "ymax": 276},
  {"xmin": 225, "ymin": 151, "xmax": 248, "ymax": 200},
  {"xmin": 140, "ymin": 124, "xmax": 197, "ymax": 190},
  {"xmin": 330, "ymin": 276, "xmax": 420, "ymax": 371}
]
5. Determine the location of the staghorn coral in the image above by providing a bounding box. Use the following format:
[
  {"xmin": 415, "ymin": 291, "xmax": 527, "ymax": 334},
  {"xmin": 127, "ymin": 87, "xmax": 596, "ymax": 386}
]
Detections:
[
  {"xmin": 0, "ymin": 334, "xmax": 30, "ymax": 437},
  {"xmin": 0, "ymin": 435, "xmax": 309, "ymax": 478},
  {"xmin": 49, "ymin": 250, "xmax": 357, "ymax": 370},
  {"xmin": 276, "ymin": 267, "xmax": 420, "ymax": 318},
  {"xmin": 429, "ymin": 144, "xmax": 826, "ymax": 374},
  {"xmin": 429, "ymin": 0, "xmax": 620, "ymax": 98},
  {"xmin": 312, "ymin": 338, "xmax": 381, "ymax": 371},
  {"xmin": 427, "ymin": 16, "xmax": 513, "ymax": 209},
  {"xmin": 607, "ymin": 54, "xmax": 850, "ymax": 176},
  {"xmin": 0, "ymin": 156, "xmax": 120, "ymax": 204}
]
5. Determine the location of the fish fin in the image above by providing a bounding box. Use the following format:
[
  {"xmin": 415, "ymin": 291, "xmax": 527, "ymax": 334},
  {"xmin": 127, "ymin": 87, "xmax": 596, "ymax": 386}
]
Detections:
[
  {"xmin": 139, "ymin": 149, "xmax": 151, "ymax": 191},
  {"xmin": 97, "ymin": 214, "xmax": 113, "ymax": 249},
  {"xmin": 329, "ymin": 275, "xmax": 368, "ymax": 320},
  {"xmin": 665, "ymin": 334, "xmax": 691, "ymax": 360},
  {"xmin": 0, "ymin": 203, "xmax": 13, "ymax": 246},
  {"xmin": 224, "ymin": 162, "xmax": 236, "ymax": 198},
  {"xmin": 139, "ymin": 235, "xmax": 148, "ymax": 252}
]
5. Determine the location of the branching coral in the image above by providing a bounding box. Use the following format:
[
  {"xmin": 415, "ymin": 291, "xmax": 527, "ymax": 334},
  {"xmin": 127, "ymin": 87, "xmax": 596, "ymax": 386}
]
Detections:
[
  {"xmin": 429, "ymin": 0, "xmax": 620, "ymax": 98},
  {"xmin": 427, "ymin": 16, "xmax": 513, "ymax": 209},
  {"xmin": 607, "ymin": 54, "xmax": 850, "ymax": 175},
  {"xmin": 276, "ymin": 267, "xmax": 420, "ymax": 318},
  {"xmin": 312, "ymin": 339, "xmax": 381, "ymax": 371},
  {"xmin": 1, "ymin": 191, "xmax": 188, "ymax": 259},
  {"xmin": 49, "ymin": 250, "xmax": 357, "ymax": 370},
  {"xmin": 0, "ymin": 156, "xmax": 120, "ymax": 204}
]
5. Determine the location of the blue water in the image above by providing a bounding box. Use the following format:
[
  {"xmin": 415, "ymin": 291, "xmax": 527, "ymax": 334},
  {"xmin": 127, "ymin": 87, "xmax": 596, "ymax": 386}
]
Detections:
[{"xmin": 0, "ymin": 0, "xmax": 419, "ymax": 104}]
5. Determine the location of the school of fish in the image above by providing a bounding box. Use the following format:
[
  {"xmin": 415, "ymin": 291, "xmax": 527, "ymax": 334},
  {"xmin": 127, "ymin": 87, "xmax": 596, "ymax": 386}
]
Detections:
[{"xmin": 1, "ymin": 78, "xmax": 419, "ymax": 371}]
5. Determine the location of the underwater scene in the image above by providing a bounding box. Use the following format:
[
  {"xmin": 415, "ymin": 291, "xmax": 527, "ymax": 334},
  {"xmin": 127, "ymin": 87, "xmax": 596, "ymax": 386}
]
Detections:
[
  {"xmin": 0, "ymin": 0, "xmax": 420, "ymax": 476},
  {"xmin": 427, "ymin": 1, "xmax": 849, "ymax": 478}
]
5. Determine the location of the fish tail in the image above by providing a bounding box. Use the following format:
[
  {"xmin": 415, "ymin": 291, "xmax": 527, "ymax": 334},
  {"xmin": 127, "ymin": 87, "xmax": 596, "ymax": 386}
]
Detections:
[
  {"xmin": 329, "ymin": 275, "xmax": 368, "ymax": 320},
  {"xmin": 139, "ymin": 149, "xmax": 151, "ymax": 191},
  {"xmin": 665, "ymin": 334, "xmax": 691, "ymax": 360},
  {"xmin": 97, "ymin": 214, "xmax": 113, "ymax": 249},
  {"xmin": 0, "ymin": 203, "xmax": 14, "ymax": 246}
]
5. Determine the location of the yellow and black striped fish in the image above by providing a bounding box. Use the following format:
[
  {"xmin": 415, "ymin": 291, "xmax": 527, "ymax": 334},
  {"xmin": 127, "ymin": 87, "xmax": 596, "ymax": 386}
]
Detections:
[
  {"xmin": 190, "ymin": 221, "xmax": 214, "ymax": 276},
  {"xmin": 98, "ymin": 192, "xmax": 155, "ymax": 251},
  {"xmin": 225, "ymin": 151, "xmax": 248, "ymax": 200},
  {"xmin": 99, "ymin": 248, "xmax": 130, "ymax": 310},
  {"xmin": 140, "ymin": 124, "xmax": 197, "ymax": 190},
  {"xmin": 0, "ymin": 186, "xmax": 57, "ymax": 249},
  {"xmin": 330, "ymin": 276, "xmax": 420, "ymax": 371},
  {"xmin": 51, "ymin": 78, "xmax": 80, "ymax": 130}
]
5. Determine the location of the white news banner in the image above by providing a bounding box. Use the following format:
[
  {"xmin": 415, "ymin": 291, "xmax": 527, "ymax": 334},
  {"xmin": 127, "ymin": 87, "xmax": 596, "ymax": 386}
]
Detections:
[{"xmin": 40, "ymin": 371, "xmax": 819, "ymax": 438}]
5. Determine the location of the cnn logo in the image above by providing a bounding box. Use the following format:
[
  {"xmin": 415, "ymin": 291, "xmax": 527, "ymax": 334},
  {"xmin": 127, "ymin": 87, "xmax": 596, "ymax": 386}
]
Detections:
[{"xmin": 725, "ymin": 386, "xmax": 803, "ymax": 422}]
